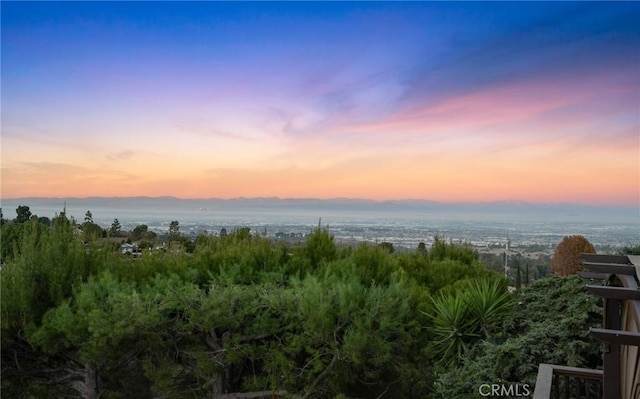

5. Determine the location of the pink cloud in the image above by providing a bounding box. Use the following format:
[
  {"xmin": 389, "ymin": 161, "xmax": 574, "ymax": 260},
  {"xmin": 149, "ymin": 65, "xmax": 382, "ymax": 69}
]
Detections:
[{"xmin": 319, "ymin": 67, "xmax": 637, "ymax": 162}]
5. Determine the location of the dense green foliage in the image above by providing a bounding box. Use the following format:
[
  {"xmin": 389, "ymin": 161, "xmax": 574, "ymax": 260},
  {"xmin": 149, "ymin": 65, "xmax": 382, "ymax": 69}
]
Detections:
[
  {"xmin": 426, "ymin": 278, "xmax": 515, "ymax": 368},
  {"xmin": 433, "ymin": 275, "xmax": 602, "ymax": 398},
  {"xmin": 1, "ymin": 217, "xmax": 604, "ymax": 399},
  {"xmin": 621, "ymin": 244, "xmax": 640, "ymax": 255}
]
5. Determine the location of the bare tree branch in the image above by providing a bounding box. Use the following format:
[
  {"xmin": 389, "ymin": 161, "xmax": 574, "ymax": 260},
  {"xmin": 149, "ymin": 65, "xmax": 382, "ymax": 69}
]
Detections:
[{"xmin": 301, "ymin": 352, "xmax": 339, "ymax": 399}]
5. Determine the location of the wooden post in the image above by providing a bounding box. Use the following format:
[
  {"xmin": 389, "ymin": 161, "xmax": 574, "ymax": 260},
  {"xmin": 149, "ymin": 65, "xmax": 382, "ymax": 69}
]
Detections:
[{"xmin": 603, "ymin": 297, "xmax": 622, "ymax": 399}]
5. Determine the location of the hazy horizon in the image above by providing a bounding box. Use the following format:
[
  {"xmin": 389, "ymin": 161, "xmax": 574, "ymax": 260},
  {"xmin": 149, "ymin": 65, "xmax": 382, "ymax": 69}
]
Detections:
[
  {"xmin": 2, "ymin": 196, "xmax": 637, "ymax": 223},
  {"xmin": 2, "ymin": 196, "xmax": 638, "ymax": 250},
  {"xmin": 2, "ymin": 194, "xmax": 639, "ymax": 208},
  {"xmin": 2, "ymin": 2, "xmax": 639, "ymax": 205}
]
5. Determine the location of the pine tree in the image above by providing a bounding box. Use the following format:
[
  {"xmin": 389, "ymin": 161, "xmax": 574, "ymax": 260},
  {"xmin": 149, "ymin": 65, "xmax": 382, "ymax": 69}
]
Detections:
[{"xmin": 110, "ymin": 219, "xmax": 122, "ymax": 236}]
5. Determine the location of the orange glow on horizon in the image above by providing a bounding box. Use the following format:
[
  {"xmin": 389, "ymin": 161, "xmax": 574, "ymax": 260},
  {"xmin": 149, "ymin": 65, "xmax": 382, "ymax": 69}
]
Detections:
[
  {"xmin": 3, "ymin": 2, "xmax": 638, "ymax": 208},
  {"xmin": 3, "ymin": 143, "xmax": 638, "ymax": 206}
]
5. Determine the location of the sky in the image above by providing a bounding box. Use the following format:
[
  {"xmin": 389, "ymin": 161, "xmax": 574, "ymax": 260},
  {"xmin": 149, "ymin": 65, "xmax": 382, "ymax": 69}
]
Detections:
[{"xmin": 2, "ymin": 2, "xmax": 639, "ymax": 205}]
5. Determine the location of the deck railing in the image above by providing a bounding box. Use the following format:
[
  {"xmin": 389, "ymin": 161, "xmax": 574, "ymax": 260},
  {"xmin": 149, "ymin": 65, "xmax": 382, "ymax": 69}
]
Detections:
[{"xmin": 533, "ymin": 364, "xmax": 603, "ymax": 399}]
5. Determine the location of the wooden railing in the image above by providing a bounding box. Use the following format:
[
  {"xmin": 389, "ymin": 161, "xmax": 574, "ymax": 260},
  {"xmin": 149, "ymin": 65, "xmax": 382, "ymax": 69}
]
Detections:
[{"xmin": 533, "ymin": 364, "xmax": 603, "ymax": 399}]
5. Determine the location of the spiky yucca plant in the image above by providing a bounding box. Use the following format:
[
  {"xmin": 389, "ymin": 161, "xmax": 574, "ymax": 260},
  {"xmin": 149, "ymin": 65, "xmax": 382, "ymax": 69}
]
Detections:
[
  {"xmin": 466, "ymin": 278, "xmax": 515, "ymax": 337},
  {"xmin": 426, "ymin": 277, "xmax": 514, "ymax": 366}
]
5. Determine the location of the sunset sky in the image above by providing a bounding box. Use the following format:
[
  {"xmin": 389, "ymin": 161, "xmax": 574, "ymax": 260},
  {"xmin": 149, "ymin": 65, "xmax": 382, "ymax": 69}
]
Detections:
[{"xmin": 2, "ymin": 2, "xmax": 639, "ymax": 205}]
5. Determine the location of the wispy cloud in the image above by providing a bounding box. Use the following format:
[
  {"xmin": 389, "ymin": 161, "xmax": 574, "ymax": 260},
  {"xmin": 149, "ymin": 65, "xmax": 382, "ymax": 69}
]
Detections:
[
  {"xmin": 2, "ymin": 162, "xmax": 139, "ymax": 197},
  {"xmin": 398, "ymin": 3, "xmax": 639, "ymax": 109},
  {"xmin": 107, "ymin": 150, "xmax": 134, "ymax": 161},
  {"xmin": 173, "ymin": 122, "xmax": 255, "ymax": 141}
]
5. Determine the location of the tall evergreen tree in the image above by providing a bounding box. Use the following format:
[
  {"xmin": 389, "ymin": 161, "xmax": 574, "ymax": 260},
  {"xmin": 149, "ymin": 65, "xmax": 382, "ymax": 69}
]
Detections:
[{"xmin": 109, "ymin": 218, "xmax": 122, "ymax": 236}]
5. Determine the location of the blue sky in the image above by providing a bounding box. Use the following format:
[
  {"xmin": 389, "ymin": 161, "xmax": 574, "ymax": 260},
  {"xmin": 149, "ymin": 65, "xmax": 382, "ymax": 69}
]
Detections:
[{"xmin": 2, "ymin": 2, "xmax": 639, "ymax": 204}]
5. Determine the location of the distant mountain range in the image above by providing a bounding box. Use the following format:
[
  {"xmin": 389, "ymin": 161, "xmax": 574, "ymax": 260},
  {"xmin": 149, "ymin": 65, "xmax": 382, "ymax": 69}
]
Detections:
[{"xmin": 2, "ymin": 196, "xmax": 637, "ymax": 220}]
